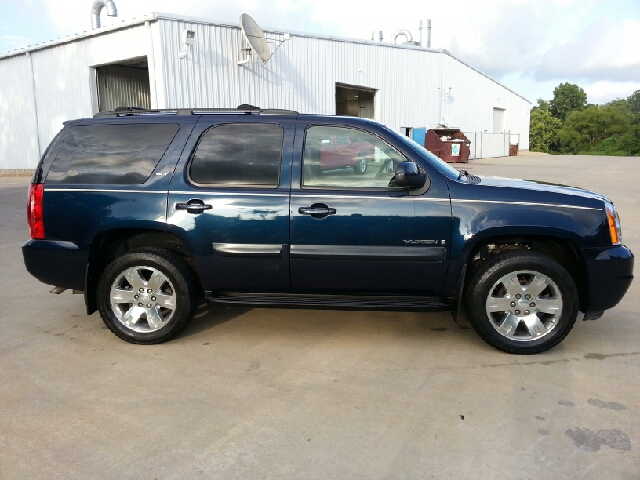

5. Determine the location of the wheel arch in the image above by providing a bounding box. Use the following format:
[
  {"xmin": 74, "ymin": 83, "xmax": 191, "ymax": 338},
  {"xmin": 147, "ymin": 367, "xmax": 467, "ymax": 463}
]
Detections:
[
  {"xmin": 461, "ymin": 234, "xmax": 589, "ymax": 312},
  {"xmin": 85, "ymin": 228, "xmax": 201, "ymax": 314}
]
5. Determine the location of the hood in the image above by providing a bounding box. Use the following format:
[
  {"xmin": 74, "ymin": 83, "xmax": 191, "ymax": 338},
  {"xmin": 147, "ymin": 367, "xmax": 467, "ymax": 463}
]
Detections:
[{"xmin": 477, "ymin": 175, "xmax": 611, "ymax": 203}]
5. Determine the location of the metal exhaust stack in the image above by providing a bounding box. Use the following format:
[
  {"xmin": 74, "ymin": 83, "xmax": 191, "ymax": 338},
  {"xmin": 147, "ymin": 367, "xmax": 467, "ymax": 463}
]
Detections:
[
  {"xmin": 91, "ymin": 0, "xmax": 118, "ymax": 30},
  {"xmin": 427, "ymin": 19, "xmax": 432, "ymax": 48}
]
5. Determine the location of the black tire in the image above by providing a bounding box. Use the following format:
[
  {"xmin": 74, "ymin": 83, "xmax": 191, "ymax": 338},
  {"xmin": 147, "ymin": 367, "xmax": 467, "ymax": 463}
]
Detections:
[
  {"xmin": 463, "ymin": 251, "xmax": 579, "ymax": 355},
  {"xmin": 97, "ymin": 249, "xmax": 199, "ymax": 344},
  {"xmin": 353, "ymin": 154, "xmax": 368, "ymax": 175}
]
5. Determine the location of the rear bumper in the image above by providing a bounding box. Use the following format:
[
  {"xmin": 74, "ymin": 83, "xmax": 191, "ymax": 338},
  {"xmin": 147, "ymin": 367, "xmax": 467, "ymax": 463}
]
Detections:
[
  {"xmin": 582, "ymin": 245, "xmax": 634, "ymax": 314},
  {"xmin": 22, "ymin": 239, "xmax": 87, "ymax": 291}
]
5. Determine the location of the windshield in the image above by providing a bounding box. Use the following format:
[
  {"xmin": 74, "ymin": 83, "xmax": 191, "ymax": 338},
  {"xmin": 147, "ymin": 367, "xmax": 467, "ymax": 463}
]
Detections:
[{"xmin": 381, "ymin": 125, "xmax": 461, "ymax": 180}]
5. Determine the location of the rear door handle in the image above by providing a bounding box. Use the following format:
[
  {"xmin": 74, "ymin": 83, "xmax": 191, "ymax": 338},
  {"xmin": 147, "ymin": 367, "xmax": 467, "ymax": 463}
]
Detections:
[
  {"xmin": 298, "ymin": 203, "xmax": 336, "ymax": 218},
  {"xmin": 176, "ymin": 199, "xmax": 212, "ymax": 214}
]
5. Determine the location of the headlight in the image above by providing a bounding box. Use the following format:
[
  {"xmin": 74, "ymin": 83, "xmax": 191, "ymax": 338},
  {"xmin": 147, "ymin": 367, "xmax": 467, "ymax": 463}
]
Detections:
[{"xmin": 605, "ymin": 202, "xmax": 622, "ymax": 245}]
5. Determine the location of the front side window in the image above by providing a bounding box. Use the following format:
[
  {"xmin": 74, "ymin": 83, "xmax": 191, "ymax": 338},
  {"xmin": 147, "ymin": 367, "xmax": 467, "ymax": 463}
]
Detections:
[
  {"xmin": 302, "ymin": 126, "xmax": 407, "ymax": 188},
  {"xmin": 190, "ymin": 123, "xmax": 284, "ymax": 187},
  {"xmin": 46, "ymin": 123, "xmax": 179, "ymax": 185}
]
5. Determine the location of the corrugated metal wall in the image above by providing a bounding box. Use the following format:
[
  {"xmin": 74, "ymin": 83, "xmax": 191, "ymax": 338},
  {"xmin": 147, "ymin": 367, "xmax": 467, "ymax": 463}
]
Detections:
[
  {"xmin": 0, "ymin": 23, "xmax": 152, "ymax": 170},
  {"xmin": 154, "ymin": 19, "xmax": 444, "ymax": 129},
  {"xmin": 0, "ymin": 54, "xmax": 40, "ymax": 170},
  {"xmin": 0, "ymin": 15, "xmax": 531, "ymax": 171},
  {"xmin": 96, "ymin": 64, "xmax": 151, "ymax": 111},
  {"xmin": 154, "ymin": 18, "xmax": 531, "ymax": 150}
]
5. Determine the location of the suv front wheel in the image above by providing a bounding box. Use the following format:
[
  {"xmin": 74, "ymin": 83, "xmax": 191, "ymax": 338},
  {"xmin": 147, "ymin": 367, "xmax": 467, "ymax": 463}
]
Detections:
[
  {"xmin": 97, "ymin": 249, "xmax": 199, "ymax": 344},
  {"xmin": 464, "ymin": 251, "xmax": 579, "ymax": 354}
]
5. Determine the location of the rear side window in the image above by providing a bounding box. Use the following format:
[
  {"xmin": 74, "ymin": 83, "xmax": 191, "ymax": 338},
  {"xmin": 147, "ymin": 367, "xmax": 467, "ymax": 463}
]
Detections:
[
  {"xmin": 189, "ymin": 123, "xmax": 283, "ymax": 187},
  {"xmin": 46, "ymin": 123, "xmax": 179, "ymax": 185}
]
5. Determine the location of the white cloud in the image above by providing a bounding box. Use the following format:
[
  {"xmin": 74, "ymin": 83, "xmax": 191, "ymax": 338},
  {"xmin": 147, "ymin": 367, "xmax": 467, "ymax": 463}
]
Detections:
[
  {"xmin": 534, "ymin": 18, "xmax": 640, "ymax": 82},
  {"xmin": 584, "ymin": 81, "xmax": 640, "ymax": 104}
]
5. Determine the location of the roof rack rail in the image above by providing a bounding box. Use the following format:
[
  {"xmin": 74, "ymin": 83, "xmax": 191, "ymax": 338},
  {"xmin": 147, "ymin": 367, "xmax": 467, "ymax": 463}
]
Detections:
[{"xmin": 94, "ymin": 105, "xmax": 299, "ymax": 118}]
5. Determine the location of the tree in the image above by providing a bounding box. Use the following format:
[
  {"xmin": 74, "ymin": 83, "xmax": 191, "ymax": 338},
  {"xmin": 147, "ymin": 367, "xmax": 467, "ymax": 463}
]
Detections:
[
  {"xmin": 605, "ymin": 98, "xmax": 630, "ymax": 115},
  {"xmin": 529, "ymin": 108, "xmax": 562, "ymax": 153},
  {"xmin": 557, "ymin": 105, "xmax": 629, "ymax": 153},
  {"xmin": 550, "ymin": 82, "xmax": 587, "ymax": 121},
  {"xmin": 533, "ymin": 98, "xmax": 550, "ymax": 112},
  {"xmin": 628, "ymin": 90, "xmax": 640, "ymax": 115}
]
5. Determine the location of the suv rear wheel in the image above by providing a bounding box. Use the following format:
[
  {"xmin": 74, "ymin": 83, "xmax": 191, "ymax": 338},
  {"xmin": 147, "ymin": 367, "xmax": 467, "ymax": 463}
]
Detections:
[
  {"xmin": 97, "ymin": 249, "xmax": 199, "ymax": 344},
  {"xmin": 464, "ymin": 251, "xmax": 579, "ymax": 354}
]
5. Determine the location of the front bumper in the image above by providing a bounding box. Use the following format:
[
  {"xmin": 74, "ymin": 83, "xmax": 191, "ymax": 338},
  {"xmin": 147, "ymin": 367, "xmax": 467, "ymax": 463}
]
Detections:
[
  {"xmin": 22, "ymin": 239, "xmax": 87, "ymax": 291},
  {"xmin": 582, "ymin": 245, "xmax": 634, "ymax": 314}
]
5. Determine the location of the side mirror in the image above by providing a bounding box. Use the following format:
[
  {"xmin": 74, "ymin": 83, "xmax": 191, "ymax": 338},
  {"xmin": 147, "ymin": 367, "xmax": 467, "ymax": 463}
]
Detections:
[{"xmin": 394, "ymin": 161, "xmax": 426, "ymax": 189}]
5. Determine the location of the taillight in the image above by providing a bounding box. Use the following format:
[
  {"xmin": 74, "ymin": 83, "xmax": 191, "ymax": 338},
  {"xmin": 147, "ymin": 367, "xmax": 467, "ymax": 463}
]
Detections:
[{"xmin": 27, "ymin": 183, "xmax": 45, "ymax": 239}]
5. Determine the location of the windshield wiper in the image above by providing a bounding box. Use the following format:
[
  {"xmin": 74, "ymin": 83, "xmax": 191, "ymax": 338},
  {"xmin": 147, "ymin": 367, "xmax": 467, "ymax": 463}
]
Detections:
[
  {"xmin": 457, "ymin": 169, "xmax": 481, "ymax": 184},
  {"xmin": 457, "ymin": 169, "xmax": 469, "ymax": 180}
]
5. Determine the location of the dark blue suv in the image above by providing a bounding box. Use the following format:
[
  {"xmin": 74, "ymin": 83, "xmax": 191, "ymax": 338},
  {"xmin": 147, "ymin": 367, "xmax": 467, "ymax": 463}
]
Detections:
[{"xmin": 23, "ymin": 107, "xmax": 634, "ymax": 354}]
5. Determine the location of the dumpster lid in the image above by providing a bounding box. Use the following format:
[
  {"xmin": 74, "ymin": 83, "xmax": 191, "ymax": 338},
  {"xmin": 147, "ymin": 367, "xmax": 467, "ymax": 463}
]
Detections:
[{"xmin": 430, "ymin": 128, "xmax": 463, "ymax": 135}]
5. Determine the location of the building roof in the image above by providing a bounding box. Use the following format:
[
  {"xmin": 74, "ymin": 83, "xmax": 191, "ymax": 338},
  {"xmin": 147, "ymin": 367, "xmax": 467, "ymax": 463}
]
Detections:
[{"xmin": 0, "ymin": 12, "xmax": 531, "ymax": 103}]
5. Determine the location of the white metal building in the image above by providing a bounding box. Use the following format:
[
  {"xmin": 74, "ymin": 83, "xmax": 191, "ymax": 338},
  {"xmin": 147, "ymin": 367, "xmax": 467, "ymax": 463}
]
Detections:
[{"xmin": 0, "ymin": 12, "xmax": 532, "ymax": 172}]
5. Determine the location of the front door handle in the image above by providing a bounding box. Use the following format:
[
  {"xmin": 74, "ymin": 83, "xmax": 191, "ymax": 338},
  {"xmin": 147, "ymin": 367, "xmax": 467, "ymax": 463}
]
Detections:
[
  {"xmin": 176, "ymin": 199, "xmax": 212, "ymax": 214},
  {"xmin": 298, "ymin": 203, "xmax": 336, "ymax": 219}
]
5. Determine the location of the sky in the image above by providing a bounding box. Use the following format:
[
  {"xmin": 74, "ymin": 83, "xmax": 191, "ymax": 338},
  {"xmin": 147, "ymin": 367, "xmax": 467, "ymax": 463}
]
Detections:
[{"xmin": 1, "ymin": 0, "xmax": 639, "ymax": 105}]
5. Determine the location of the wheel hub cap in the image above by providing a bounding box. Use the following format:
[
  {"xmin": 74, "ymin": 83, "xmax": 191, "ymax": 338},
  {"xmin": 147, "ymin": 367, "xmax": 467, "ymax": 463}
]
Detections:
[
  {"xmin": 485, "ymin": 270, "xmax": 563, "ymax": 342},
  {"xmin": 109, "ymin": 266, "xmax": 177, "ymax": 334}
]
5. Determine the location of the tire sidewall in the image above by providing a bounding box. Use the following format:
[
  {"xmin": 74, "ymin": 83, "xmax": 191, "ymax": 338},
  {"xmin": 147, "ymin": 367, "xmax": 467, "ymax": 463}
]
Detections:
[
  {"xmin": 97, "ymin": 251, "xmax": 196, "ymax": 344},
  {"xmin": 354, "ymin": 155, "xmax": 367, "ymax": 174},
  {"xmin": 465, "ymin": 252, "xmax": 579, "ymax": 354}
]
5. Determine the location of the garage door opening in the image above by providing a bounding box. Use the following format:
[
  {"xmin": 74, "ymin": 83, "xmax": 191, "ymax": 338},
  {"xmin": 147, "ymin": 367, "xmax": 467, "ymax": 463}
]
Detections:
[
  {"xmin": 95, "ymin": 57, "xmax": 151, "ymax": 112},
  {"xmin": 336, "ymin": 84, "xmax": 376, "ymax": 119}
]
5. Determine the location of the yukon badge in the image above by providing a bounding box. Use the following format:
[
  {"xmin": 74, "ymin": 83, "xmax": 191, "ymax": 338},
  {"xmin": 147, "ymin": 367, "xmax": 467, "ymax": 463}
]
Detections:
[{"xmin": 403, "ymin": 239, "xmax": 445, "ymax": 245}]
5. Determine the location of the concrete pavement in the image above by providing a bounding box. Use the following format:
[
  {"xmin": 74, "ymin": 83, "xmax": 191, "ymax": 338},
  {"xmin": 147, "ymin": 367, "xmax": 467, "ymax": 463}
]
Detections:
[{"xmin": 0, "ymin": 154, "xmax": 638, "ymax": 479}]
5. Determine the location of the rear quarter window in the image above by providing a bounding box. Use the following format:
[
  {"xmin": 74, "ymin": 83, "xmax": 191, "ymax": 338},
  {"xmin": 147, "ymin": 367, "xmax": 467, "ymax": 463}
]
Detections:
[
  {"xmin": 189, "ymin": 123, "xmax": 284, "ymax": 187},
  {"xmin": 45, "ymin": 123, "xmax": 179, "ymax": 185}
]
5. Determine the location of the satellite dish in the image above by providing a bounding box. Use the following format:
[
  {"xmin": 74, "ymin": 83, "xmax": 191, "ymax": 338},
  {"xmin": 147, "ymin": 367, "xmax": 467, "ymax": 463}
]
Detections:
[{"xmin": 240, "ymin": 13, "xmax": 271, "ymax": 63}]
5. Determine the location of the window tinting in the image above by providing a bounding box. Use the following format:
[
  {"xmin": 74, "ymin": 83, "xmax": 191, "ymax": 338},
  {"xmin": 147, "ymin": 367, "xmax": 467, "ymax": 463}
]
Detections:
[
  {"xmin": 46, "ymin": 124, "xmax": 179, "ymax": 185},
  {"xmin": 302, "ymin": 126, "xmax": 407, "ymax": 189},
  {"xmin": 190, "ymin": 123, "xmax": 284, "ymax": 187}
]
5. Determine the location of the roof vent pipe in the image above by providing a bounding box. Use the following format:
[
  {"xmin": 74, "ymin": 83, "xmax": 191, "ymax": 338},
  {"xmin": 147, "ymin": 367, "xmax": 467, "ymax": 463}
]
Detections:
[
  {"xmin": 391, "ymin": 29, "xmax": 413, "ymax": 44},
  {"xmin": 371, "ymin": 31, "xmax": 383, "ymax": 42},
  {"xmin": 91, "ymin": 0, "xmax": 118, "ymax": 30},
  {"xmin": 426, "ymin": 19, "xmax": 432, "ymax": 48}
]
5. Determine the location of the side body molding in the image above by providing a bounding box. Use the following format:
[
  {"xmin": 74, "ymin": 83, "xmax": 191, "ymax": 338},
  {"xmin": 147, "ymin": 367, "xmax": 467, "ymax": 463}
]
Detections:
[
  {"xmin": 213, "ymin": 243, "xmax": 284, "ymax": 258},
  {"xmin": 289, "ymin": 245, "xmax": 446, "ymax": 262}
]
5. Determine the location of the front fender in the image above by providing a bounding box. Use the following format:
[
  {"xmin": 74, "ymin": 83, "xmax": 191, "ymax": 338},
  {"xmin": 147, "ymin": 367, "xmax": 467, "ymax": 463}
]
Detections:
[{"xmin": 440, "ymin": 196, "xmax": 607, "ymax": 296}]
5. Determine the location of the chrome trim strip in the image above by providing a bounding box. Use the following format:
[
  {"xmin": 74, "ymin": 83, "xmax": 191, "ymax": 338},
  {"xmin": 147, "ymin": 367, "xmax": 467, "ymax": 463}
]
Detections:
[
  {"xmin": 172, "ymin": 191, "xmax": 288, "ymax": 197},
  {"xmin": 213, "ymin": 243, "xmax": 283, "ymax": 258},
  {"xmin": 293, "ymin": 194, "xmax": 449, "ymax": 202},
  {"xmin": 45, "ymin": 188, "xmax": 166, "ymax": 194},
  {"xmin": 451, "ymin": 199, "xmax": 599, "ymax": 210},
  {"xmin": 290, "ymin": 245, "xmax": 446, "ymax": 262}
]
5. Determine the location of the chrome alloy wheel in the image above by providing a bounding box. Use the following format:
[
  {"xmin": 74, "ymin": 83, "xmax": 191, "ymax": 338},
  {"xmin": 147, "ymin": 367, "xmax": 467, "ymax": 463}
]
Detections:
[
  {"xmin": 109, "ymin": 266, "xmax": 177, "ymax": 333},
  {"xmin": 485, "ymin": 270, "xmax": 563, "ymax": 342}
]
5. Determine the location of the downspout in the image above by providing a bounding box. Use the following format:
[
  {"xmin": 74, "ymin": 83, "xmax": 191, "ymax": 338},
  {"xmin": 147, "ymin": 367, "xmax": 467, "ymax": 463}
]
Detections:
[
  {"xmin": 438, "ymin": 50, "xmax": 444, "ymax": 126},
  {"xmin": 146, "ymin": 20, "xmax": 158, "ymax": 108},
  {"xmin": 27, "ymin": 52, "xmax": 42, "ymax": 160},
  {"xmin": 91, "ymin": 0, "xmax": 118, "ymax": 29}
]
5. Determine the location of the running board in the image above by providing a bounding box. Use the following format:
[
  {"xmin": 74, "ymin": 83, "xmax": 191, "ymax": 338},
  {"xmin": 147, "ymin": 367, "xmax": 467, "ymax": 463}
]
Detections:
[{"xmin": 205, "ymin": 293, "xmax": 452, "ymax": 311}]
